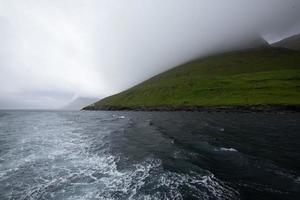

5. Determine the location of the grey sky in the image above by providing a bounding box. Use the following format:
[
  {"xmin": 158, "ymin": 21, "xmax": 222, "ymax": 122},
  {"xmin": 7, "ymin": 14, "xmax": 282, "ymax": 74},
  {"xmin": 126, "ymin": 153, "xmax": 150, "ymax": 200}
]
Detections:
[{"xmin": 0, "ymin": 0, "xmax": 300, "ymax": 109}]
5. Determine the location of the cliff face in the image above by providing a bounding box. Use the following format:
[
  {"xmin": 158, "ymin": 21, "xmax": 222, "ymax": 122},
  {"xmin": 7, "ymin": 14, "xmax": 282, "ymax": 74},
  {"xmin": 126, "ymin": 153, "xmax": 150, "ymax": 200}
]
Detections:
[{"xmin": 84, "ymin": 47, "xmax": 300, "ymax": 111}]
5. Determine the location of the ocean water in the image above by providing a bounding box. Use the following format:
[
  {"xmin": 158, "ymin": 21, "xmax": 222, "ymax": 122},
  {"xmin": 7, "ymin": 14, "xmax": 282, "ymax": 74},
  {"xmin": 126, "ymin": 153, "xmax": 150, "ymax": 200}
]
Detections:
[{"xmin": 0, "ymin": 110, "xmax": 299, "ymax": 200}]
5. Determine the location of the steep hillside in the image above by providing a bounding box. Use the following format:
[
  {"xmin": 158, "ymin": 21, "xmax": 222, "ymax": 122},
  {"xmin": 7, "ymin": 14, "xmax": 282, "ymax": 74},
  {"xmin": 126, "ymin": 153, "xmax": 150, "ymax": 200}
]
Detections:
[
  {"xmin": 84, "ymin": 47, "xmax": 300, "ymax": 111},
  {"xmin": 272, "ymin": 34, "xmax": 300, "ymax": 50}
]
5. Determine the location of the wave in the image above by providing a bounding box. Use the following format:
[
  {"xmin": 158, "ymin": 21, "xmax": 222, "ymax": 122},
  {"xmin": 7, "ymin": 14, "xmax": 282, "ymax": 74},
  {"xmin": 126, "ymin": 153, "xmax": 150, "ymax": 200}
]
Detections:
[{"xmin": 215, "ymin": 147, "xmax": 238, "ymax": 152}]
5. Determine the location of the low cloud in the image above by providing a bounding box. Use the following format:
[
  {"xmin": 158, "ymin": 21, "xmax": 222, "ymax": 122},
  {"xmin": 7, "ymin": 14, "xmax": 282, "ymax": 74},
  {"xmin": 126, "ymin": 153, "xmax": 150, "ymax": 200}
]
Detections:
[{"xmin": 1, "ymin": 0, "xmax": 300, "ymax": 109}]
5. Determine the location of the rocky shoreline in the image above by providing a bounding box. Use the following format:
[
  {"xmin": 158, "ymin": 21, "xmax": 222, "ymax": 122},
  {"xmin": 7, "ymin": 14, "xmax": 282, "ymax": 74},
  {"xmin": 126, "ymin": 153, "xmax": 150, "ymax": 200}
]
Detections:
[{"xmin": 82, "ymin": 105, "xmax": 300, "ymax": 113}]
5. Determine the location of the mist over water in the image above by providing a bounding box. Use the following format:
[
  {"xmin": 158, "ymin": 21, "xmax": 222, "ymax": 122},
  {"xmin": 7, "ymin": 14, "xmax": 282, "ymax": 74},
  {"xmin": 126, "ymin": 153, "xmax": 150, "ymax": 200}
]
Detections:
[{"xmin": 0, "ymin": 111, "xmax": 299, "ymax": 199}]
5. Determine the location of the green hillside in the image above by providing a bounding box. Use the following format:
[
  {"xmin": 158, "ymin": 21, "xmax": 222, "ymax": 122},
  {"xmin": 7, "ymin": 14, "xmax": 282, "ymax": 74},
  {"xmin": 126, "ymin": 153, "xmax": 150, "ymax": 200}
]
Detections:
[{"xmin": 84, "ymin": 47, "xmax": 300, "ymax": 111}]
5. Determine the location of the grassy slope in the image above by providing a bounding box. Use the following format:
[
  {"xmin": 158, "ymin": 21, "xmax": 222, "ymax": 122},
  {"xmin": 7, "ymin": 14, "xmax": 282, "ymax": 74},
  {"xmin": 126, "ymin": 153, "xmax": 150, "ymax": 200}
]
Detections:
[{"xmin": 85, "ymin": 48, "xmax": 300, "ymax": 110}]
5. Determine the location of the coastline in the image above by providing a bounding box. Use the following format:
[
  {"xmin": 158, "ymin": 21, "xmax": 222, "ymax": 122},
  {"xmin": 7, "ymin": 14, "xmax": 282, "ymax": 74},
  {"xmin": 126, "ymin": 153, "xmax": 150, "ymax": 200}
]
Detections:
[{"xmin": 82, "ymin": 105, "xmax": 300, "ymax": 113}]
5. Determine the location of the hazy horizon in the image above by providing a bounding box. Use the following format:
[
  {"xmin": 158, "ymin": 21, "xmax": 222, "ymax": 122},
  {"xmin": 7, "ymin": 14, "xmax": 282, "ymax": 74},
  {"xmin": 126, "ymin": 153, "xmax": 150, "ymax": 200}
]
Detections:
[{"xmin": 1, "ymin": 0, "xmax": 300, "ymax": 109}]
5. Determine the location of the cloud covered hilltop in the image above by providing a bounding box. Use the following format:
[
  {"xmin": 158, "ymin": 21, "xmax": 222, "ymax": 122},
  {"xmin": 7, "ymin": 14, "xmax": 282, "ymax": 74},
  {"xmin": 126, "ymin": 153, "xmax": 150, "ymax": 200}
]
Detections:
[
  {"xmin": 83, "ymin": 42, "xmax": 300, "ymax": 111},
  {"xmin": 272, "ymin": 33, "xmax": 300, "ymax": 50},
  {"xmin": 1, "ymin": 0, "xmax": 300, "ymax": 109}
]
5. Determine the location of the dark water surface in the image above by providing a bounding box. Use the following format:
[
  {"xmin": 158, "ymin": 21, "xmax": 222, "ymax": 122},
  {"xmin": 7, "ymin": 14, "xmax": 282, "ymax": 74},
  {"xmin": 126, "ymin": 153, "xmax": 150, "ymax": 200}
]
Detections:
[{"xmin": 0, "ymin": 110, "xmax": 299, "ymax": 200}]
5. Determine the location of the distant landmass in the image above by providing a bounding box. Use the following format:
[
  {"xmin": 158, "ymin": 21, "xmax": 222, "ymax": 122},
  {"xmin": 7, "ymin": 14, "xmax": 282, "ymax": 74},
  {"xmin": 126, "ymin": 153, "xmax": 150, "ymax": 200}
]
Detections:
[
  {"xmin": 272, "ymin": 33, "xmax": 300, "ymax": 50},
  {"xmin": 84, "ymin": 36, "xmax": 300, "ymax": 112},
  {"xmin": 62, "ymin": 97, "xmax": 99, "ymax": 110}
]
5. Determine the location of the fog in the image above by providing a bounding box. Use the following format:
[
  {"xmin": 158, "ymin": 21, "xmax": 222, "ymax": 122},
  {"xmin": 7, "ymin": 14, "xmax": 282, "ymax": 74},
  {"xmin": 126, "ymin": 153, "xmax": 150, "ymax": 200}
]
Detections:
[{"xmin": 0, "ymin": 0, "xmax": 300, "ymax": 109}]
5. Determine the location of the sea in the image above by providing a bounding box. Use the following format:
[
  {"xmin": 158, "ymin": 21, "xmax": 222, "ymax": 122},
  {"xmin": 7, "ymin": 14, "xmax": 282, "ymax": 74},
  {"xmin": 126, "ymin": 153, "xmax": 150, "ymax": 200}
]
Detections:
[{"xmin": 0, "ymin": 110, "xmax": 299, "ymax": 200}]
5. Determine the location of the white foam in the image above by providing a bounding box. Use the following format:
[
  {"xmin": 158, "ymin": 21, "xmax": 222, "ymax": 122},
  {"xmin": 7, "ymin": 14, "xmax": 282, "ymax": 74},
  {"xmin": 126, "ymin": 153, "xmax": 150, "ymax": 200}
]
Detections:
[
  {"xmin": 216, "ymin": 147, "xmax": 238, "ymax": 152},
  {"xmin": 153, "ymin": 171, "xmax": 239, "ymax": 199},
  {"xmin": 1, "ymin": 112, "xmax": 239, "ymax": 200}
]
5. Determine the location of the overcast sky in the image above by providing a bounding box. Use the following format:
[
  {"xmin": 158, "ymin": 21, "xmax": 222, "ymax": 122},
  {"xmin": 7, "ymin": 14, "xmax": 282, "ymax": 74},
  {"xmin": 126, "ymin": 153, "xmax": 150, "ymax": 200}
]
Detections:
[{"xmin": 1, "ymin": 0, "xmax": 300, "ymax": 109}]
